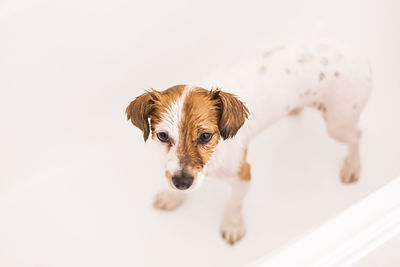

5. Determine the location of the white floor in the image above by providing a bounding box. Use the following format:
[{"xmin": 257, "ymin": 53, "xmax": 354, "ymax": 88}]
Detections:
[{"xmin": 0, "ymin": 0, "xmax": 399, "ymax": 266}]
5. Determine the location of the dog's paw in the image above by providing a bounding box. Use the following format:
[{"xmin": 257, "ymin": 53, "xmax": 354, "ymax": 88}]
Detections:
[
  {"xmin": 220, "ymin": 213, "xmax": 246, "ymax": 245},
  {"xmin": 153, "ymin": 190, "xmax": 185, "ymax": 211},
  {"xmin": 340, "ymin": 156, "xmax": 360, "ymax": 184}
]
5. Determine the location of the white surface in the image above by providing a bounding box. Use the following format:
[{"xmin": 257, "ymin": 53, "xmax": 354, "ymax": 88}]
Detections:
[
  {"xmin": 0, "ymin": 0, "xmax": 399, "ymax": 267},
  {"xmin": 354, "ymin": 235, "xmax": 400, "ymax": 267},
  {"xmin": 253, "ymin": 176, "xmax": 400, "ymax": 267}
]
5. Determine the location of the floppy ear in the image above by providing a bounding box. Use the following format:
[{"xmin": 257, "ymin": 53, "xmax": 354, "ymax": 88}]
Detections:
[
  {"xmin": 125, "ymin": 91, "xmax": 159, "ymax": 141},
  {"xmin": 211, "ymin": 89, "xmax": 249, "ymax": 140}
]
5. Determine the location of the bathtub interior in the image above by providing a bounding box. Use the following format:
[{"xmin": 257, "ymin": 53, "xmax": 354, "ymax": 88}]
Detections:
[
  {"xmin": 354, "ymin": 235, "xmax": 400, "ymax": 267},
  {"xmin": 0, "ymin": 0, "xmax": 399, "ymax": 266}
]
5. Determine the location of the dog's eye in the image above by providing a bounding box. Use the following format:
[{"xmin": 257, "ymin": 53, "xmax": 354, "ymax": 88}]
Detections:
[
  {"xmin": 157, "ymin": 132, "xmax": 170, "ymax": 143},
  {"xmin": 198, "ymin": 132, "xmax": 213, "ymax": 144}
]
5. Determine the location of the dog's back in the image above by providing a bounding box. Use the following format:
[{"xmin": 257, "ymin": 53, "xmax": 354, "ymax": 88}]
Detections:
[
  {"xmin": 201, "ymin": 43, "xmax": 372, "ymax": 139},
  {"xmin": 203, "ymin": 43, "xmax": 371, "ymax": 184}
]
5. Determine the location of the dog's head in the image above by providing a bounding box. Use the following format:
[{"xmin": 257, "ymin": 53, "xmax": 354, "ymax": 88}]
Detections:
[{"xmin": 126, "ymin": 85, "xmax": 248, "ymax": 190}]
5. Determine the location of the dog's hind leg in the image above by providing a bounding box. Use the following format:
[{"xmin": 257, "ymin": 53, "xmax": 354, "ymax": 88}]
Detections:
[
  {"xmin": 340, "ymin": 130, "xmax": 362, "ymax": 183},
  {"xmin": 323, "ymin": 107, "xmax": 363, "ymax": 184}
]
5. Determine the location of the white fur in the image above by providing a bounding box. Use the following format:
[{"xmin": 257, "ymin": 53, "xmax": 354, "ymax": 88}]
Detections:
[
  {"xmin": 201, "ymin": 43, "xmax": 371, "ymax": 180},
  {"xmin": 152, "ymin": 43, "xmax": 372, "ymax": 244},
  {"xmin": 164, "ymin": 146, "xmax": 180, "ymax": 175},
  {"xmin": 220, "ymin": 180, "xmax": 249, "ymax": 244}
]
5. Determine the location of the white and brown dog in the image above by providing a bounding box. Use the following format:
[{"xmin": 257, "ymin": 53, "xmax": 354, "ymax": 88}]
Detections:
[{"xmin": 126, "ymin": 44, "xmax": 372, "ymax": 245}]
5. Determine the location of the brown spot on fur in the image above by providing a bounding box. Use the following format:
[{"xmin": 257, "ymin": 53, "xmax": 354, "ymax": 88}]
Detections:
[
  {"xmin": 264, "ymin": 51, "xmax": 274, "ymax": 57},
  {"xmin": 259, "ymin": 65, "xmax": 267, "ymax": 73},
  {"xmin": 334, "ymin": 71, "xmax": 340, "ymax": 77},
  {"xmin": 238, "ymin": 147, "xmax": 251, "ymax": 181},
  {"xmin": 263, "ymin": 46, "xmax": 285, "ymax": 57},
  {"xmin": 316, "ymin": 102, "xmax": 327, "ymax": 112},
  {"xmin": 289, "ymin": 107, "xmax": 302, "ymax": 116},
  {"xmin": 298, "ymin": 53, "xmax": 315, "ymax": 63}
]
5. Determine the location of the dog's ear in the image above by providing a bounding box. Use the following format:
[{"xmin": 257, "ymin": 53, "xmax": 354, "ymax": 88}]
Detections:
[
  {"xmin": 211, "ymin": 89, "xmax": 249, "ymax": 140},
  {"xmin": 126, "ymin": 90, "xmax": 159, "ymax": 141}
]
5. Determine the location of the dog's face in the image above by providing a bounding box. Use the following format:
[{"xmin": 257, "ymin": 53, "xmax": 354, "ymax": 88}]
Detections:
[{"xmin": 126, "ymin": 85, "xmax": 248, "ymax": 190}]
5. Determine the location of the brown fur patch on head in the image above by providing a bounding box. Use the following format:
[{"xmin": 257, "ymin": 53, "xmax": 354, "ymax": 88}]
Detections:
[
  {"xmin": 125, "ymin": 85, "xmax": 185, "ymax": 141},
  {"xmin": 177, "ymin": 88, "xmax": 221, "ymax": 174},
  {"xmin": 176, "ymin": 87, "xmax": 249, "ymax": 176}
]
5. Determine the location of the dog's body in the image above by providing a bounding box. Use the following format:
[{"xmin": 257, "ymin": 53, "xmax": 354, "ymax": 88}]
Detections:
[{"xmin": 126, "ymin": 43, "xmax": 372, "ymax": 245}]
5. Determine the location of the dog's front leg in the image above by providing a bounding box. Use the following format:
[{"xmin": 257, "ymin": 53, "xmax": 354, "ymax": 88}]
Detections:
[
  {"xmin": 220, "ymin": 179, "xmax": 249, "ymax": 245},
  {"xmin": 220, "ymin": 149, "xmax": 250, "ymax": 245},
  {"xmin": 153, "ymin": 190, "xmax": 186, "ymax": 211}
]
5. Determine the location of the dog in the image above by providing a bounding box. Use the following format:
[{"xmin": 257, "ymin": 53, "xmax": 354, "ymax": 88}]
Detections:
[{"xmin": 125, "ymin": 43, "xmax": 372, "ymax": 245}]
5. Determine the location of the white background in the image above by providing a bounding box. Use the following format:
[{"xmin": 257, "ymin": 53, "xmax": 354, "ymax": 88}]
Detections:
[{"xmin": 0, "ymin": 0, "xmax": 399, "ymax": 266}]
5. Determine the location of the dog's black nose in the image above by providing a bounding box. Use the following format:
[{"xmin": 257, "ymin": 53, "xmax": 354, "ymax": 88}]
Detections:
[{"xmin": 172, "ymin": 173, "xmax": 194, "ymax": 190}]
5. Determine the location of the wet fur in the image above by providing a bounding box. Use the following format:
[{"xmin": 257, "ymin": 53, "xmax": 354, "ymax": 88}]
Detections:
[{"xmin": 126, "ymin": 43, "xmax": 372, "ymax": 245}]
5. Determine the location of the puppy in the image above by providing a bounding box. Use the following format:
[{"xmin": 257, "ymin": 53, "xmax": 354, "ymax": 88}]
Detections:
[{"xmin": 125, "ymin": 44, "xmax": 372, "ymax": 245}]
